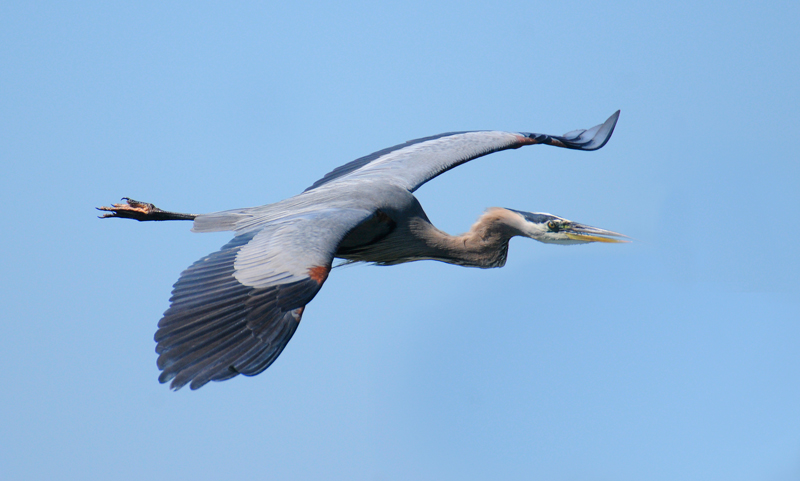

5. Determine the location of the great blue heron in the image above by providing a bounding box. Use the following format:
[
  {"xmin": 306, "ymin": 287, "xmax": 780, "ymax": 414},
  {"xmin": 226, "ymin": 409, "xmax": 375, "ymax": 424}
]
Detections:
[{"xmin": 100, "ymin": 111, "xmax": 625, "ymax": 390}]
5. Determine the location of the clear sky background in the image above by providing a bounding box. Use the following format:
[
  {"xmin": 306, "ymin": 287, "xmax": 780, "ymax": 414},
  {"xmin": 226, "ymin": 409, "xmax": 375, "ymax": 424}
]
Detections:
[{"xmin": 2, "ymin": 1, "xmax": 799, "ymax": 480}]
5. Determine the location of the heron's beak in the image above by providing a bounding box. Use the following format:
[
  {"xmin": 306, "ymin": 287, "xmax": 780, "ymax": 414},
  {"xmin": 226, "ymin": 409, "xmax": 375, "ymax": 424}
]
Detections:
[{"xmin": 564, "ymin": 223, "xmax": 629, "ymax": 243}]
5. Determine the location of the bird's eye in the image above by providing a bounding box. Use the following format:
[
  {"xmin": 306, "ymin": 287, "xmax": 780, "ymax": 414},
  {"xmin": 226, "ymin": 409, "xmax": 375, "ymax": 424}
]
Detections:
[{"xmin": 547, "ymin": 221, "xmax": 558, "ymax": 231}]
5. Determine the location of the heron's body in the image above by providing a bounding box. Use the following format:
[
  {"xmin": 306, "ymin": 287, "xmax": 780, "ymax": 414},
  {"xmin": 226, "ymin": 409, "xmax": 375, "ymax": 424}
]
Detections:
[{"xmin": 100, "ymin": 111, "xmax": 625, "ymax": 390}]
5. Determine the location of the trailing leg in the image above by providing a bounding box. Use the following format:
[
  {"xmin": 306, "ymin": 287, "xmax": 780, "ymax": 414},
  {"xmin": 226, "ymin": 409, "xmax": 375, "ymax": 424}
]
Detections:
[{"xmin": 97, "ymin": 198, "xmax": 197, "ymax": 221}]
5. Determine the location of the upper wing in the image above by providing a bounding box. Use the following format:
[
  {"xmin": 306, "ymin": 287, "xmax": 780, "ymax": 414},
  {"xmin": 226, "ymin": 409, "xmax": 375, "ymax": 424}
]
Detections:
[
  {"xmin": 155, "ymin": 208, "xmax": 373, "ymax": 390},
  {"xmin": 305, "ymin": 111, "xmax": 619, "ymax": 193}
]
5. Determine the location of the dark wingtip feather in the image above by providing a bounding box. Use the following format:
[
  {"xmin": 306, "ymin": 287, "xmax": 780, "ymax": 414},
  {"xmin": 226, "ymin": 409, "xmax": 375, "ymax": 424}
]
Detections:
[
  {"xmin": 559, "ymin": 110, "xmax": 620, "ymax": 151},
  {"xmin": 154, "ymin": 235, "xmax": 322, "ymax": 391}
]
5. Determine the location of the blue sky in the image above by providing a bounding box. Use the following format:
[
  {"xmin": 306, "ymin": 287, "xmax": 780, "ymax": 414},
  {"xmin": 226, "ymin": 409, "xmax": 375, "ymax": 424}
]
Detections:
[{"xmin": 2, "ymin": 1, "xmax": 799, "ymax": 479}]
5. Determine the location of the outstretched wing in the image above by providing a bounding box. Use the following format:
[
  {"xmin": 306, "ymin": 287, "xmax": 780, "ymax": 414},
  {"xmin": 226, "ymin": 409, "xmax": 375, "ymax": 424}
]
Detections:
[
  {"xmin": 155, "ymin": 208, "xmax": 373, "ymax": 390},
  {"xmin": 305, "ymin": 111, "xmax": 619, "ymax": 193}
]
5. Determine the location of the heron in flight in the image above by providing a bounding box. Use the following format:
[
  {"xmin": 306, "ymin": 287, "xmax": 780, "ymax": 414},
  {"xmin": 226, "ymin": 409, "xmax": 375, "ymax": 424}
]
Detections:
[{"xmin": 100, "ymin": 111, "xmax": 625, "ymax": 390}]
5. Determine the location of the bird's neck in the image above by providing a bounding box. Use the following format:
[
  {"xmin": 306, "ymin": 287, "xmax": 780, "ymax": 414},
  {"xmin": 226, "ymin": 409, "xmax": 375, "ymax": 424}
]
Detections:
[{"xmin": 415, "ymin": 208, "xmax": 521, "ymax": 268}]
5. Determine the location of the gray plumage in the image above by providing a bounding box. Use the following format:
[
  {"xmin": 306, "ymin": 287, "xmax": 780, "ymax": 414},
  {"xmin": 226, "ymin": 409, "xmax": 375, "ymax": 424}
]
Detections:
[{"xmin": 99, "ymin": 111, "xmax": 625, "ymax": 390}]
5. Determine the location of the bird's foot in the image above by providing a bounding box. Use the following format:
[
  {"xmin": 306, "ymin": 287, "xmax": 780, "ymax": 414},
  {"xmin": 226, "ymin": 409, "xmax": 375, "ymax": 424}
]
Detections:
[{"xmin": 97, "ymin": 198, "xmax": 196, "ymax": 221}]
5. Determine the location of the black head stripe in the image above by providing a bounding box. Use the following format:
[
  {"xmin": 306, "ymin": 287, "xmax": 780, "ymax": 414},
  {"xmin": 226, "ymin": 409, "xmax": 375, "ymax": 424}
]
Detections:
[{"xmin": 506, "ymin": 209, "xmax": 553, "ymax": 225}]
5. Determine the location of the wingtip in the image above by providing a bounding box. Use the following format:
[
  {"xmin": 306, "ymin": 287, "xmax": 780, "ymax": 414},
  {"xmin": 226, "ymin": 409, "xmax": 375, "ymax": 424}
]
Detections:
[
  {"xmin": 607, "ymin": 109, "xmax": 621, "ymax": 129},
  {"xmin": 590, "ymin": 109, "xmax": 620, "ymax": 151},
  {"xmin": 553, "ymin": 109, "xmax": 620, "ymax": 151}
]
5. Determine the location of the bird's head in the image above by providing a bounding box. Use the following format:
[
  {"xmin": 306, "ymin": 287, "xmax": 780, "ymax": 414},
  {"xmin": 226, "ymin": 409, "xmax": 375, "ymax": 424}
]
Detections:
[{"xmin": 504, "ymin": 208, "xmax": 628, "ymax": 245}]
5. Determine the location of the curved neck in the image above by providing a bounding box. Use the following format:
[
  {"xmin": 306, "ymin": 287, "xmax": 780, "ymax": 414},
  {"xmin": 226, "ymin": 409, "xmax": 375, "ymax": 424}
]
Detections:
[{"xmin": 414, "ymin": 208, "xmax": 523, "ymax": 268}]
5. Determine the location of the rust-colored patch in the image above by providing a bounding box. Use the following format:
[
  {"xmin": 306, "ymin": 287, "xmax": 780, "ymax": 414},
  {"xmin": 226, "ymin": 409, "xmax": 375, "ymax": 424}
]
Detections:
[
  {"xmin": 308, "ymin": 265, "xmax": 330, "ymax": 284},
  {"xmin": 515, "ymin": 134, "xmax": 539, "ymax": 145},
  {"xmin": 548, "ymin": 138, "xmax": 565, "ymax": 148},
  {"xmin": 291, "ymin": 307, "xmax": 305, "ymax": 322}
]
